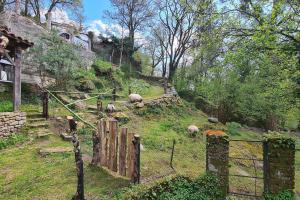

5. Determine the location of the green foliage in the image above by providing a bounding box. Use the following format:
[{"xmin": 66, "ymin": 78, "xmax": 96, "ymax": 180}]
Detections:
[
  {"xmin": 120, "ymin": 174, "xmax": 222, "ymax": 200},
  {"xmin": 0, "ymin": 133, "xmax": 28, "ymax": 150},
  {"xmin": 264, "ymin": 190, "xmax": 295, "ymax": 200},
  {"xmin": 92, "ymin": 59, "xmax": 113, "ymax": 73},
  {"xmin": 0, "ymin": 100, "xmax": 13, "ymax": 112},
  {"xmin": 29, "ymin": 31, "xmax": 82, "ymax": 89},
  {"xmin": 77, "ymin": 127, "xmax": 93, "ymax": 135},
  {"xmin": 263, "ymin": 132, "xmax": 295, "ymax": 149},
  {"xmin": 226, "ymin": 122, "xmax": 242, "ymax": 136}
]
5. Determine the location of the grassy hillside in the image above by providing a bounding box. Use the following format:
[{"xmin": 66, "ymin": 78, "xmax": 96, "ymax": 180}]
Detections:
[{"xmin": 1, "ymin": 68, "xmax": 299, "ymax": 199}]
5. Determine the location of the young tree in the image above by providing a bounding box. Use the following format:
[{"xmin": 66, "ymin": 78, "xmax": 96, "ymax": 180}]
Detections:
[
  {"xmin": 154, "ymin": 0, "xmax": 212, "ymax": 81},
  {"xmin": 104, "ymin": 0, "xmax": 154, "ymax": 71}
]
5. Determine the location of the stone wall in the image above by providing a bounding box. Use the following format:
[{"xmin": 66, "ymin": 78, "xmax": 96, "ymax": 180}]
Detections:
[
  {"xmin": 263, "ymin": 137, "xmax": 295, "ymax": 194},
  {"xmin": 0, "ymin": 112, "xmax": 26, "ymax": 137},
  {"xmin": 206, "ymin": 133, "xmax": 229, "ymax": 198}
]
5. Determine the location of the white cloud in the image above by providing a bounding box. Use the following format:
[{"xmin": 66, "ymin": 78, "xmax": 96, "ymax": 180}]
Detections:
[{"xmin": 87, "ymin": 19, "xmax": 146, "ymax": 45}]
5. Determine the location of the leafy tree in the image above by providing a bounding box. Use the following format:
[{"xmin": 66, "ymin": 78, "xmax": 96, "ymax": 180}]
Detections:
[{"xmin": 29, "ymin": 32, "xmax": 82, "ymax": 88}]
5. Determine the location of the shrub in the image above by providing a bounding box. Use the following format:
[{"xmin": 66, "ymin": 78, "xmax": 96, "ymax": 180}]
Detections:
[
  {"xmin": 0, "ymin": 133, "xmax": 28, "ymax": 150},
  {"xmin": 264, "ymin": 190, "xmax": 295, "ymax": 200},
  {"xmin": 92, "ymin": 59, "xmax": 113, "ymax": 73},
  {"xmin": 120, "ymin": 174, "xmax": 222, "ymax": 200},
  {"xmin": 226, "ymin": 122, "xmax": 242, "ymax": 136},
  {"xmin": 0, "ymin": 100, "xmax": 13, "ymax": 112}
]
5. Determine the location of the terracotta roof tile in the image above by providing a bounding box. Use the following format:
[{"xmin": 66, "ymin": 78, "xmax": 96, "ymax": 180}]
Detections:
[{"xmin": 0, "ymin": 25, "xmax": 34, "ymax": 48}]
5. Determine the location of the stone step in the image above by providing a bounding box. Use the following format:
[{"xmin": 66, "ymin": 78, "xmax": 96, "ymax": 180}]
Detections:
[
  {"xmin": 26, "ymin": 112, "xmax": 43, "ymax": 118},
  {"xmin": 28, "ymin": 122, "xmax": 49, "ymax": 129},
  {"xmin": 38, "ymin": 147, "xmax": 73, "ymax": 156},
  {"xmin": 28, "ymin": 118, "xmax": 46, "ymax": 123},
  {"xmin": 60, "ymin": 132, "xmax": 73, "ymax": 141},
  {"xmin": 36, "ymin": 132, "xmax": 53, "ymax": 139}
]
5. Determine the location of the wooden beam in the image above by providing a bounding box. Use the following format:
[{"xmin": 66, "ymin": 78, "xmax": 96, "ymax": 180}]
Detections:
[{"xmin": 13, "ymin": 48, "xmax": 21, "ymax": 111}]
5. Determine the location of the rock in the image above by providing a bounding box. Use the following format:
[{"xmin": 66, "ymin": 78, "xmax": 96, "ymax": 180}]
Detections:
[
  {"xmin": 56, "ymin": 117, "xmax": 63, "ymax": 122},
  {"xmin": 135, "ymin": 102, "xmax": 144, "ymax": 108},
  {"xmin": 78, "ymin": 80, "xmax": 95, "ymax": 92},
  {"xmin": 129, "ymin": 93, "xmax": 143, "ymax": 103},
  {"xmin": 38, "ymin": 147, "xmax": 73, "ymax": 156},
  {"xmin": 112, "ymin": 112, "xmax": 129, "ymax": 123},
  {"xmin": 208, "ymin": 117, "xmax": 219, "ymax": 123},
  {"xmin": 57, "ymin": 94, "xmax": 72, "ymax": 104},
  {"xmin": 75, "ymin": 101, "xmax": 86, "ymax": 110}
]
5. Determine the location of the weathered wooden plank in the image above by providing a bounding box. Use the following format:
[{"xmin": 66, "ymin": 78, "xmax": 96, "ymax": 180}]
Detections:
[
  {"xmin": 119, "ymin": 127, "xmax": 128, "ymax": 176},
  {"xmin": 127, "ymin": 132, "xmax": 135, "ymax": 178},
  {"xmin": 108, "ymin": 119, "xmax": 118, "ymax": 172},
  {"xmin": 100, "ymin": 119, "xmax": 108, "ymax": 166}
]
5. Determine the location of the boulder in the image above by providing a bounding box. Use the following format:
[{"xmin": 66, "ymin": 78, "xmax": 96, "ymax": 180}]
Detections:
[
  {"xmin": 78, "ymin": 80, "xmax": 95, "ymax": 92},
  {"xmin": 129, "ymin": 93, "xmax": 143, "ymax": 103},
  {"xmin": 135, "ymin": 102, "xmax": 144, "ymax": 108},
  {"xmin": 208, "ymin": 117, "xmax": 219, "ymax": 123},
  {"xmin": 75, "ymin": 102, "xmax": 86, "ymax": 110}
]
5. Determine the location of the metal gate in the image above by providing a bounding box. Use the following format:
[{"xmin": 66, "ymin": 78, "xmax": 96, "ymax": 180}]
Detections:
[{"xmin": 228, "ymin": 139, "xmax": 264, "ymax": 199}]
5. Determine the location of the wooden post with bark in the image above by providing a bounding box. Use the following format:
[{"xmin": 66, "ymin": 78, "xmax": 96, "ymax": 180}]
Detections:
[
  {"xmin": 42, "ymin": 91, "xmax": 49, "ymax": 119},
  {"xmin": 97, "ymin": 97, "xmax": 103, "ymax": 113},
  {"xmin": 127, "ymin": 132, "xmax": 135, "ymax": 178},
  {"xmin": 131, "ymin": 135, "xmax": 140, "ymax": 184},
  {"xmin": 112, "ymin": 88, "xmax": 116, "ymax": 101},
  {"xmin": 91, "ymin": 129, "xmax": 101, "ymax": 166},
  {"xmin": 70, "ymin": 120, "xmax": 84, "ymax": 200},
  {"xmin": 119, "ymin": 127, "xmax": 128, "ymax": 176},
  {"xmin": 108, "ymin": 119, "xmax": 118, "ymax": 172}
]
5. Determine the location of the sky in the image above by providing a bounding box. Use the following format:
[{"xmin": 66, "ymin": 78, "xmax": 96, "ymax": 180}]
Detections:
[{"xmin": 83, "ymin": 0, "xmax": 111, "ymax": 25}]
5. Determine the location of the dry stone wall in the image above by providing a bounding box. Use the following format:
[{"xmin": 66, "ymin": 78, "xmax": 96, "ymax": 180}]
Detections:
[{"xmin": 0, "ymin": 112, "xmax": 26, "ymax": 137}]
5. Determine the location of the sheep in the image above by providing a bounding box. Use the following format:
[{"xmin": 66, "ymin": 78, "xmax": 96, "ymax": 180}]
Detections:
[
  {"xmin": 188, "ymin": 125, "xmax": 199, "ymax": 137},
  {"xmin": 107, "ymin": 103, "xmax": 116, "ymax": 113},
  {"xmin": 0, "ymin": 35, "xmax": 9, "ymax": 49},
  {"xmin": 129, "ymin": 93, "xmax": 143, "ymax": 103}
]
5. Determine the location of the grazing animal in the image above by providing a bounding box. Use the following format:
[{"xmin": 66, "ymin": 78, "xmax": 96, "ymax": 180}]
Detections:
[
  {"xmin": 107, "ymin": 103, "xmax": 115, "ymax": 113},
  {"xmin": 0, "ymin": 35, "xmax": 9, "ymax": 49},
  {"xmin": 129, "ymin": 93, "xmax": 143, "ymax": 103},
  {"xmin": 188, "ymin": 125, "xmax": 199, "ymax": 137}
]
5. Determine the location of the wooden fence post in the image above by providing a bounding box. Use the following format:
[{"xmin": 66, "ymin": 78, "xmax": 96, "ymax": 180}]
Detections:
[
  {"xmin": 100, "ymin": 120, "xmax": 108, "ymax": 167},
  {"xmin": 109, "ymin": 119, "xmax": 118, "ymax": 172},
  {"xmin": 72, "ymin": 132, "xmax": 84, "ymax": 200},
  {"xmin": 97, "ymin": 97, "xmax": 103, "ymax": 113},
  {"xmin": 127, "ymin": 132, "xmax": 135, "ymax": 178},
  {"xmin": 112, "ymin": 87, "xmax": 116, "ymax": 101},
  {"xmin": 42, "ymin": 91, "xmax": 49, "ymax": 119},
  {"xmin": 170, "ymin": 139, "xmax": 176, "ymax": 169},
  {"xmin": 131, "ymin": 135, "xmax": 140, "ymax": 184},
  {"xmin": 91, "ymin": 128, "xmax": 101, "ymax": 166},
  {"xmin": 119, "ymin": 127, "xmax": 128, "ymax": 176}
]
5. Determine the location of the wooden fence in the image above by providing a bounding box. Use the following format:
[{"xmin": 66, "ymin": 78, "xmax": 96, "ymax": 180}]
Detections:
[{"xmin": 92, "ymin": 118, "xmax": 140, "ymax": 183}]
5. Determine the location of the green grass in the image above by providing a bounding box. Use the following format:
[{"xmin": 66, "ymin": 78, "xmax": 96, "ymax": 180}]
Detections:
[
  {"xmin": 0, "ymin": 134, "xmax": 129, "ymax": 199},
  {"xmin": 0, "ymin": 100, "xmax": 13, "ymax": 112}
]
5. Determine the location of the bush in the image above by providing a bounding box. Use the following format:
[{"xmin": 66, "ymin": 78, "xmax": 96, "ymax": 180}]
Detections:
[
  {"xmin": 120, "ymin": 174, "xmax": 222, "ymax": 200},
  {"xmin": 0, "ymin": 133, "xmax": 28, "ymax": 150},
  {"xmin": 92, "ymin": 59, "xmax": 113, "ymax": 73},
  {"xmin": 264, "ymin": 190, "xmax": 295, "ymax": 200},
  {"xmin": 178, "ymin": 90, "xmax": 196, "ymax": 101},
  {"xmin": 0, "ymin": 100, "xmax": 13, "ymax": 112},
  {"xmin": 226, "ymin": 122, "xmax": 242, "ymax": 136}
]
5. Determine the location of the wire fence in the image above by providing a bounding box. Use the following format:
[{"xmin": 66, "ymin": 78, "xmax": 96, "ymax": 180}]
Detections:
[{"xmin": 228, "ymin": 140, "xmax": 264, "ymax": 198}]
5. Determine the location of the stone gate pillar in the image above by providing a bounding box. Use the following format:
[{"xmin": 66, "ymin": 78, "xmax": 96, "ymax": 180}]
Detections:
[
  {"xmin": 206, "ymin": 130, "xmax": 229, "ymax": 198},
  {"xmin": 263, "ymin": 136, "xmax": 295, "ymax": 194}
]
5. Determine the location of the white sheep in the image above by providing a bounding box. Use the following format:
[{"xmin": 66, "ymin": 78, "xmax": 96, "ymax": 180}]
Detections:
[
  {"xmin": 129, "ymin": 93, "xmax": 143, "ymax": 103},
  {"xmin": 188, "ymin": 125, "xmax": 199, "ymax": 137},
  {"xmin": 107, "ymin": 103, "xmax": 115, "ymax": 113}
]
